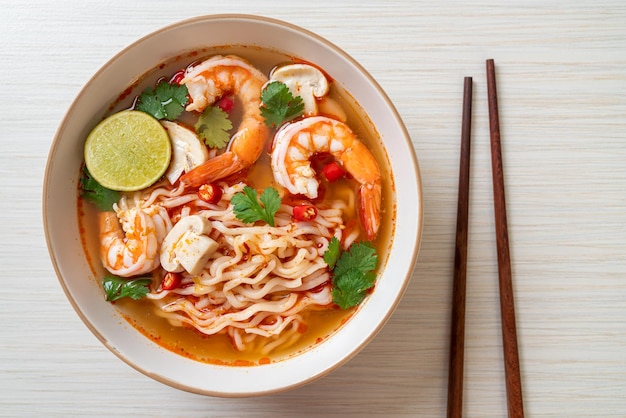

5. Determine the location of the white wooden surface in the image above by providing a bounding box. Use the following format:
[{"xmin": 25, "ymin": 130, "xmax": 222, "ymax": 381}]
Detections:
[{"xmin": 1, "ymin": 1, "xmax": 625, "ymax": 416}]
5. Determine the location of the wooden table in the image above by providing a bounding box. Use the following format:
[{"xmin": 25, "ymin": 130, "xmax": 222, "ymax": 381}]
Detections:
[{"xmin": 2, "ymin": 1, "xmax": 624, "ymax": 416}]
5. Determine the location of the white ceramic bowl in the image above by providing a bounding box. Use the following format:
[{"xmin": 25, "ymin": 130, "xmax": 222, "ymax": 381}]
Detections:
[{"xmin": 43, "ymin": 14, "xmax": 423, "ymax": 397}]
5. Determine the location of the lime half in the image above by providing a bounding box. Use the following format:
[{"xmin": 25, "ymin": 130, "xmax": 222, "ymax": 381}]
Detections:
[{"xmin": 84, "ymin": 110, "xmax": 171, "ymax": 191}]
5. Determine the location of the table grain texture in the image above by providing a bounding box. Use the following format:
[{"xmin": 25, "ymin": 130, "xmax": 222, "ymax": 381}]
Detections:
[{"xmin": 1, "ymin": 1, "xmax": 624, "ymax": 417}]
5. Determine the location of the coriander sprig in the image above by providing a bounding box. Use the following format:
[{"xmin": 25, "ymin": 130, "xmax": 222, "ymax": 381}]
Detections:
[
  {"xmin": 260, "ymin": 81, "xmax": 304, "ymax": 128},
  {"xmin": 324, "ymin": 239, "xmax": 379, "ymax": 309},
  {"xmin": 231, "ymin": 186, "xmax": 281, "ymax": 227},
  {"xmin": 195, "ymin": 106, "xmax": 233, "ymax": 148},
  {"xmin": 323, "ymin": 236, "xmax": 342, "ymax": 270},
  {"xmin": 136, "ymin": 81, "xmax": 189, "ymax": 121},
  {"xmin": 102, "ymin": 274, "xmax": 152, "ymax": 302},
  {"xmin": 80, "ymin": 166, "xmax": 120, "ymax": 211}
]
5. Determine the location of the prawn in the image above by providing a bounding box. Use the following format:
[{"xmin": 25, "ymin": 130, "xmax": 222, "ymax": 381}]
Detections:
[
  {"xmin": 271, "ymin": 116, "xmax": 382, "ymax": 241},
  {"xmin": 99, "ymin": 204, "xmax": 172, "ymax": 277},
  {"xmin": 179, "ymin": 55, "xmax": 271, "ymax": 188}
]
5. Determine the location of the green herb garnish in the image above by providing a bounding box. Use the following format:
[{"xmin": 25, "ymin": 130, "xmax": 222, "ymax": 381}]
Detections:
[
  {"xmin": 102, "ymin": 274, "xmax": 152, "ymax": 302},
  {"xmin": 332, "ymin": 268, "xmax": 377, "ymax": 310},
  {"xmin": 333, "ymin": 241, "xmax": 378, "ymax": 278},
  {"xmin": 231, "ymin": 186, "xmax": 281, "ymax": 227},
  {"xmin": 136, "ymin": 81, "xmax": 189, "ymax": 121},
  {"xmin": 325, "ymin": 241, "xmax": 379, "ymax": 309},
  {"xmin": 195, "ymin": 106, "xmax": 232, "ymax": 148},
  {"xmin": 323, "ymin": 237, "xmax": 341, "ymax": 270},
  {"xmin": 260, "ymin": 81, "xmax": 304, "ymax": 127},
  {"xmin": 80, "ymin": 166, "xmax": 120, "ymax": 211}
]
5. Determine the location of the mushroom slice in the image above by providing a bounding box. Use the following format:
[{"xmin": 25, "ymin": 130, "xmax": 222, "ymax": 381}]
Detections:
[
  {"xmin": 160, "ymin": 215, "xmax": 219, "ymax": 275},
  {"xmin": 161, "ymin": 120, "xmax": 209, "ymax": 184},
  {"xmin": 271, "ymin": 64, "xmax": 329, "ymax": 116}
]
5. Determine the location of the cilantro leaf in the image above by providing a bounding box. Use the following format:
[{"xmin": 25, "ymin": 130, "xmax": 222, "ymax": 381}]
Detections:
[
  {"xmin": 323, "ymin": 237, "xmax": 341, "ymax": 270},
  {"xmin": 326, "ymin": 241, "xmax": 379, "ymax": 309},
  {"xmin": 136, "ymin": 81, "xmax": 189, "ymax": 121},
  {"xmin": 332, "ymin": 269, "xmax": 377, "ymax": 309},
  {"xmin": 259, "ymin": 187, "xmax": 282, "ymax": 222},
  {"xmin": 156, "ymin": 81, "xmax": 189, "ymax": 107},
  {"xmin": 260, "ymin": 81, "xmax": 304, "ymax": 128},
  {"xmin": 194, "ymin": 106, "xmax": 233, "ymax": 148},
  {"xmin": 102, "ymin": 274, "xmax": 152, "ymax": 302},
  {"xmin": 231, "ymin": 186, "xmax": 281, "ymax": 226},
  {"xmin": 80, "ymin": 166, "xmax": 120, "ymax": 211},
  {"xmin": 137, "ymin": 92, "xmax": 165, "ymax": 119},
  {"xmin": 333, "ymin": 242, "xmax": 378, "ymax": 278}
]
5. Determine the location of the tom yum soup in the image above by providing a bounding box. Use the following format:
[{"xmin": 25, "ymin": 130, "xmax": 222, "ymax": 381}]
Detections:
[{"xmin": 78, "ymin": 48, "xmax": 394, "ymax": 365}]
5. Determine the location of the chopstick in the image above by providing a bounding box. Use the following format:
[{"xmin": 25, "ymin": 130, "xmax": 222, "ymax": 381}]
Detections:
[
  {"xmin": 447, "ymin": 62, "xmax": 525, "ymax": 417},
  {"xmin": 447, "ymin": 76, "xmax": 473, "ymax": 418},
  {"xmin": 486, "ymin": 58, "xmax": 525, "ymax": 418}
]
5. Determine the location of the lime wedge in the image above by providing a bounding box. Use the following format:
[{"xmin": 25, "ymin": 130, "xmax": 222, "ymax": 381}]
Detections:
[{"xmin": 84, "ymin": 110, "xmax": 171, "ymax": 191}]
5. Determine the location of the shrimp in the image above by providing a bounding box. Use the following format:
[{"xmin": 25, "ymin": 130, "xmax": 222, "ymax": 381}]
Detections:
[
  {"xmin": 99, "ymin": 204, "xmax": 172, "ymax": 277},
  {"xmin": 179, "ymin": 55, "xmax": 271, "ymax": 188},
  {"xmin": 271, "ymin": 116, "xmax": 382, "ymax": 240}
]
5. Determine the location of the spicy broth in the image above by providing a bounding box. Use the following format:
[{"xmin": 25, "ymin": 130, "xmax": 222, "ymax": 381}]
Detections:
[{"xmin": 78, "ymin": 45, "xmax": 395, "ymax": 365}]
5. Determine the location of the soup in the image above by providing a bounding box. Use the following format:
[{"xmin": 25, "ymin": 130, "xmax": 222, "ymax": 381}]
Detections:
[{"xmin": 78, "ymin": 46, "xmax": 395, "ymax": 366}]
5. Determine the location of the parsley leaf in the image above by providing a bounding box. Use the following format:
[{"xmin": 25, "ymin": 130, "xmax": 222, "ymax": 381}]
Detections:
[
  {"xmin": 156, "ymin": 82, "xmax": 189, "ymax": 108},
  {"xmin": 324, "ymin": 241, "xmax": 379, "ymax": 309},
  {"xmin": 194, "ymin": 106, "xmax": 233, "ymax": 148},
  {"xmin": 80, "ymin": 166, "xmax": 120, "ymax": 211},
  {"xmin": 333, "ymin": 242, "xmax": 378, "ymax": 278},
  {"xmin": 231, "ymin": 186, "xmax": 281, "ymax": 226},
  {"xmin": 136, "ymin": 81, "xmax": 189, "ymax": 121},
  {"xmin": 102, "ymin": 274, "xmax": 152, "ymax": 302},
  {"xmin": 323, "ymin": 237, "xmax": 341, "ymax": 270},
  {"xmin": 332, "ymin": 269, "xmax": 377, "ymax": 309},
  {"xmin": 260, "ymin": 81, "xmax": 304, "ymax": 128}
]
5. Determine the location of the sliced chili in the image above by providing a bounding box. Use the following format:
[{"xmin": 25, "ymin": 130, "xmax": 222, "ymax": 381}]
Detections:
[
  {"xmin": 293, "ymin": 204, "xmax": 318, "ymax": 221},
  {"xmin": 198, "ymin": 183, "xmax": 223, "ymax": 204},
  {"xmin": 161, "ymin": 272, "xmax": 182, "ymax": 290},
  {"xmin": 321, "ymin": 161, "xmax": 345, "ymax": 182},
  {"xmin": 216, "ymin": 94, "xmax": 235, "ymax": 113}
]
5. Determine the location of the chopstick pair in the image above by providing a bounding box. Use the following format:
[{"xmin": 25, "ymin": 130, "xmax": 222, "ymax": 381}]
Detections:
[{"xmin": 446, "ymin": 60, "xmax": 524, "ymax": 418}]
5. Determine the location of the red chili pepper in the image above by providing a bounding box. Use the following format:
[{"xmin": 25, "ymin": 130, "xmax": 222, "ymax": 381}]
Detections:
[
  {"xmin": 161, "ymin": 272, "xmax": 182, "ymax": 290},
  {"xmin": 216, "ymin": 95, "xmax": 235, "ymax": 113},
  {"xmin": 321, "ymin": 161, "xmax": 346, "ymax": 182},
  {"xmin": 293, "ymin": 204, "xmax": 318, "ymax": 221},
  {"xmin": 198, "ymin": 183, "xmax": 223, "ymax": 204},
  {"xmin": 170, "ymin": 70, "xmax": 186, "ymax": 85}
]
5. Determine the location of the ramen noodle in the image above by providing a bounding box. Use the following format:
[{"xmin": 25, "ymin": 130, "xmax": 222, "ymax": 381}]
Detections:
[{"xmin": 78, "ymin": 47, "xmax": 394, "ymax": 365}]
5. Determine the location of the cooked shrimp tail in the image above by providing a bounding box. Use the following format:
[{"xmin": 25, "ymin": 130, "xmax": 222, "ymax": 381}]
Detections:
[
  {"xmin": 178, "ymin": 55, "xmax": 270, "ymax": 188},
  {"xmin": 359, "ymin": 182, "xmax": 382, "ymax": 241},
  {"xmin": 271, "ymin": 116, "xmax": 382, "ymax": 240},
  {"xmin": 179, "ymin": 152, "xmax": 240, "ymax": 188},
  {"xmin": 180, "ymin": 115, "xmax": 269, "ymax": 188},
  {"xmin": 99, "ymin": 204, "xmax": 171, "ymax": 277}
]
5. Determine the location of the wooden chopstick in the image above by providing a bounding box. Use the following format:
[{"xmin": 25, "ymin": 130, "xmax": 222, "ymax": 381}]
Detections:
[
  {"xmin": 447, "ymin": 76, "xmax": 473, "ymax": 418},
  {"xmin": 486, "ymin": 58, "xmax": 525, "ymax": 418}
]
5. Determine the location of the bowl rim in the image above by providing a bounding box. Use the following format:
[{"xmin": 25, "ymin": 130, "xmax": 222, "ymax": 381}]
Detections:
[{"xmin": 43, "ymin": 13, "xmax": 423, "ymax": 396}]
